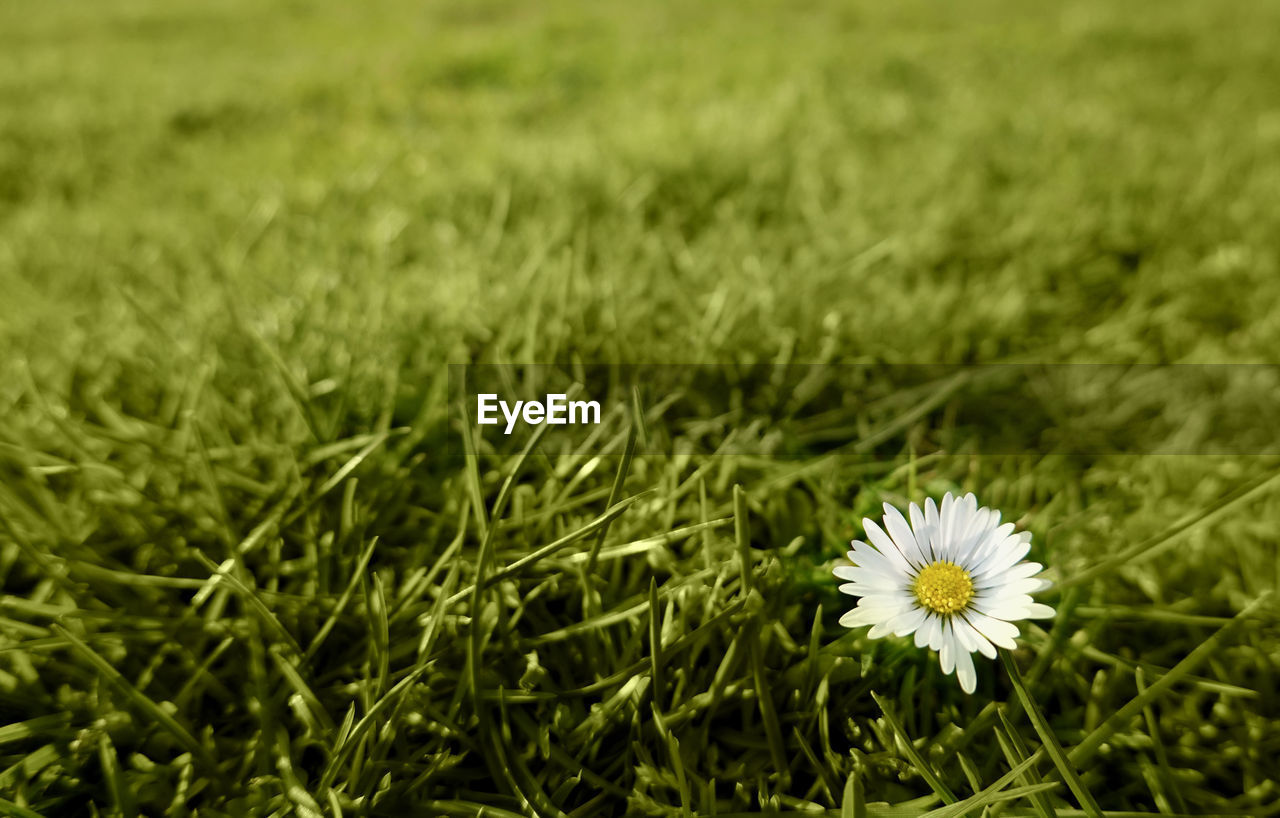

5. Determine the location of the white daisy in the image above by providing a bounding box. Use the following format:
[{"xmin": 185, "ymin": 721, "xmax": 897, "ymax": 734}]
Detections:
[{"xmin": 834, "ymin": 492, "xmax": 1054, "ymax": 693}]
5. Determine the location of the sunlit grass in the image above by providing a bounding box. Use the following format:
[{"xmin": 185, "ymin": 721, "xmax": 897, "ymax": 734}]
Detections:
[{"xmin": 1, "ymin": 0, "xmax": 1279, "ymax": 815}]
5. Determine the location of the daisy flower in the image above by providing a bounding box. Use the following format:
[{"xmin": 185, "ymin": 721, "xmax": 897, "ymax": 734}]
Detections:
[{"xmin": 834, "ymin": 492, "xmax": 1054, "ymax": 693}]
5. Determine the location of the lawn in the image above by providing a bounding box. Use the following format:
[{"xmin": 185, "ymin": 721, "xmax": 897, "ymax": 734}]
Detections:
[{"xmin": 1, "ymin": 0, "xmax": 1279, "ymax": 815}]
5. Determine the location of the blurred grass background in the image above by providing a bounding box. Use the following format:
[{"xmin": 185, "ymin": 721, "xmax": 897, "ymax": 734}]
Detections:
[{"xmin": 1, "ymin": 0, "xmax": 1279, "ymax": 815}]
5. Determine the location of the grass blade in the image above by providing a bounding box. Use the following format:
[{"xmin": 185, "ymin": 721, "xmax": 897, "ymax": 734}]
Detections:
[
  {"xmin": 869, "ymin": 690, "xmax": 958, "ymax": 804},
  {"xmin": 1069, "ymin": 591, "xmax": 1272, "ymax": 766},
  {"xmin": 841, "ymin": 766, "xmax": 867, "ymax": 818},
  {"xmin": 1001, "ymin": 650, "xmax": 1103, "ymax": 818},
  {"xmin": 52, "ymin": 625, "xmax": 218, "ymax": 774}
]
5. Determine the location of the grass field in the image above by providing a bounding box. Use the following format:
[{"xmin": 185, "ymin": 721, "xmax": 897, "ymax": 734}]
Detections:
[{"xmin": 2, "ymin": 0, "xmax": 1280, "ymax": 815}]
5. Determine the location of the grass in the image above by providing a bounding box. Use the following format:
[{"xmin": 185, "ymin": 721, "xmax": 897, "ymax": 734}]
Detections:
[{"xmin": 2, "ymin": 0, "xmax": 1280, "ymax": 815}]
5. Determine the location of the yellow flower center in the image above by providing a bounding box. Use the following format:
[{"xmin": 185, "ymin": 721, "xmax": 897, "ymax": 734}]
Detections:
[{"xmin": 913, "ymin": 561, "xmax": 974, "ymax": 615}]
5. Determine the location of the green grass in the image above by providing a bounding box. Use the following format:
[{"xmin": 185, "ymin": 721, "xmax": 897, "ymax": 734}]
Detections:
[{"xmin": 2, "ymin": 0, "xmax": 1280, "ymax": 815}]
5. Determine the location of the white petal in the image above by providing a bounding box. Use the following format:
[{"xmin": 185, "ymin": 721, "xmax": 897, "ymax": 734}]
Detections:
[
  {"xmin": 965, "ymin": 524, "xmax": 1018, "ymax": 566},
  {"xmin": 963, "ymin": 522, "xmax": 1017, "ymax": 569},
  {"xmin": 883, "ymin": 503, "xmax": 927, "ymax": 567},
  {"xmin": 949, "ymin": 516, "xmax": 983, "ymax": 563},
  {"xmin": 908, "ymin": 501, "xmax": 925, "ymax": 534},
  {"xmin": 937, "ymin": 493, "xmax": 956, "ymax": 558},
  {"xmin": 984, "ymin": 506, "xmax": 1002, "ymax": 531},
  {"xmin": 936, "ymin": 491, "xmax": 957, "ymax": 550},
  {"xmin": 868, "ymin": 619, "xmax": 896, "ymax": 639},
  {"xmin": 865, "ymin": 522, "xmax": 916, "ymax": 573},
  {"xmin": 1008, "ymin": 561, "xmax": 1045, "ymax": 579},
  {"xmin": 959, "ymin": 507, "xmax": 992, "ymax": 555},
  {"xmin": 915, "ymin": 614, "xmax": 941, "ymax": 649},
  {"xmin": 983, "ymin": 578, "xmax": 1052, "ymax": 597},
  {"xmin": 947, "ymin": 495, "xmax": 981, "ymax": 557},
  {"xmin": 839, "ymin": 608, "xmax": 875, "ymax": 628},
  {"xmin": 972, "ymin": 596, "xmax": 1037, "ymax": 620},
  {"xmin": 932, "ymin": 515, "xmax": 954, "ymax": 560},
  {"xmin": 855, "ymin": 589, "xmax": 914, "ymax": 607},
  {"xmin": 1025, "ymin": 602, "xmax": 1055, "ymax": 618},
  {"xmin": 998, "ymin": 602, "xmax": 1056, "ymax": 620},
  {"xmin": 949, "ymin": 494, "xmax": 977, "ymax": 540},
  {"xmin": 863, "ymin": 520, "xmax": 914, "ymax": 573},
  {"xmin": 841, "ymin": 582, "xmax": 914, "ymax": 600},
  {"xmin": 834, "ymin": 564, "xmax": 901, "ymax": 588},
  {"xmin": 981, "ymin": 578, "xmax": 1047, "ymax": 597},
  {"xmin": 955, "ymin": 618, "xmax": 997, "ymax": 659},
  {"xmin": 973, "ymin": 560, "xmax": 1042, "ymax": 587},
  {"xmin": 848, "ymin": 541, "xmax": 905, "ymax": 578},
  {"xmin": 840, "ymin": 600, "xmax": 911, "ymax": 629},
  {"xmin": 854, "ymin": 608, "xmax": 911, "ymax": 625},
  {"xmin": 928, "ymin": 616, "xmax": 946, "ymax": 650},
  {"xmin": 844, "ymin": 540, "xmax": 906, "ymax": 573},
  {"xmin": 853, "ymin": 605, "xmax": 913, "ymax": 623},
  {"xmin": 972, "ymin": 586, "xmax": 1034, "ymax": 603},
  {"xmin": 968, "ymin": 535, "xmax": 1032, "ymax": 578},
  {"xmin": 962, "ymin": 611, "xmax": 1020, "ymax": 649},
  {"xmin": 939, "ymin": 622, "xmax": 956, "ymax": 674},
  {"xmin": 955, "ymin": 646, "xmax": 977, "ymax": 693},
  {"xmin": 907, "ymin": 501, "xmax": 935, "ymax": 562},
  {"xmin": 889, "ymin": 606, "xmax": 927, "ymax": 637}
]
